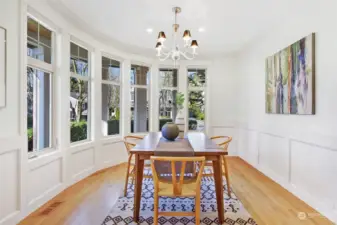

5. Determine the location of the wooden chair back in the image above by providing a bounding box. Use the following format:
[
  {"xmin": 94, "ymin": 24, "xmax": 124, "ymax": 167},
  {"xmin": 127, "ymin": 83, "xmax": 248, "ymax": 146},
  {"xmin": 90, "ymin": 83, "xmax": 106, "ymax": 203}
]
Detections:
[
  {"xmin": 150, "ymin": 156, "xmax": 205, "ymax": 196},
  {"xmin": 210, "ymin": 136, "xmax": 232, "ymax": 151},
  {"xmin": 123, "ymin": 136, "xmax": 143, "ymax": 155}
]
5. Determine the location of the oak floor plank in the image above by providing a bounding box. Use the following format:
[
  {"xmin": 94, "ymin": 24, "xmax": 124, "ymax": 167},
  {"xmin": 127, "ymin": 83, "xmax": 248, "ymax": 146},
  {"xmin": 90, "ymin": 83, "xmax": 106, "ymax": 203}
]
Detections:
[{"xmin": 18, "ymin": 157, "xmax": 334, "ymax": 225}]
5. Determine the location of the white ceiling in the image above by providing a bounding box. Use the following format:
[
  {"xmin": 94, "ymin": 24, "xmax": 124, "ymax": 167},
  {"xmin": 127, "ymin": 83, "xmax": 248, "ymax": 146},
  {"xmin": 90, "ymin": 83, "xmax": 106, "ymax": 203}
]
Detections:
[{"xmin": 46, "ymin": 0, "xmax": 309, "ymax": 59}]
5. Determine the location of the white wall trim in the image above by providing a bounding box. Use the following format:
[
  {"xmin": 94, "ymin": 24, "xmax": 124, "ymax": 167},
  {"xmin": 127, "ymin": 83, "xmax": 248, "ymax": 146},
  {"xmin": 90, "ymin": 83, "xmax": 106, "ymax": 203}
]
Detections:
[{"xmin": 237, "ymin": 125, "xmax": 337, "ymax": 224}]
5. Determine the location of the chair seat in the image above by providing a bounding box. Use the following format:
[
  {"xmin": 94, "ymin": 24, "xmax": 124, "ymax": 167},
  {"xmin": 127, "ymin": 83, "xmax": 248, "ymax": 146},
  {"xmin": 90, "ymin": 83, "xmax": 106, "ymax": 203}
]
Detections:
[{"xmin": 157, "ymin": 180, "xmax": 198, "ymax": 197}]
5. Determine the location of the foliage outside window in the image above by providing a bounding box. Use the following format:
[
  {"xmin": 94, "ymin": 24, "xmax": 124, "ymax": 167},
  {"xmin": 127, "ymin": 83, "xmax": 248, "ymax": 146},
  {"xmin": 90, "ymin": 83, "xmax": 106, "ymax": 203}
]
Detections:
[
  {"xmin": 158, "ymin": 69, "xmax": 178, "ymax": 130},
  {"xmin": 70, "ymin": 42, "xmax": 90, "ymax": 142},
  {"xmin": 27, "ymin": 67, "xmax": 52, "ymax": 152},
  {"xmin": 102, "ymin": 56, "xmax": 121, "ymax": 136},
  {"xmin": 188, "ymin": 69, "xmax": 206, "ymax": 131},
  {"xmin": 130, "ymin": 65, "xmax": 149, "ymax": 133},
  {"xmin": 27, "ymin": 16, "xmax": 54, "ymax": 153}
]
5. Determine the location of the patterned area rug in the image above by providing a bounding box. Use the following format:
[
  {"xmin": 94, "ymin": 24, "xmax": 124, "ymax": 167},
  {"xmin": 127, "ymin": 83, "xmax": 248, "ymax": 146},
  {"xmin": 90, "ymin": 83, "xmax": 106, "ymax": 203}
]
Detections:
[{"xmin": 102, "ymin": 171, "xmax": 257, "ymax": 225}]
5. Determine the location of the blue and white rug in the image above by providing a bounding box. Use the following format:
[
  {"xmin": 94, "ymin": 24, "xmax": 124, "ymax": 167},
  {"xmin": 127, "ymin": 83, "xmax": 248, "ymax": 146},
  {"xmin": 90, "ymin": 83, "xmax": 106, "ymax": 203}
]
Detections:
[{"xmin": 102, "ymin": 173, "xmax": 257, "ymax": 225}]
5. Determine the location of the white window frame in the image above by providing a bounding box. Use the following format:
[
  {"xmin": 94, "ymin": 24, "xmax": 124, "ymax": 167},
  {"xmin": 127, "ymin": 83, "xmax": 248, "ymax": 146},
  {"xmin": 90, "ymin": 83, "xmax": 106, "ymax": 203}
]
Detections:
[
  {"xmin": 69, "ymin": 40, "xmax": 91, "ymax": 144},
  {"xmin": 187, "ymin": 68, "xmax": 207, "ymax": 132},
  {"xmin": 158, "ymin": 68, "xmax": 178, "ymax": 128},
  {"xmin": 26, "ymin": 14, "xmax": 56, "ymax": 157},
  {"xmin": 130, "ymin": 63, "xmax": 150, "ymax": 134},
  {"xmin": 101, "ymin": 54, "xmax": 122, "ymax": 137}
]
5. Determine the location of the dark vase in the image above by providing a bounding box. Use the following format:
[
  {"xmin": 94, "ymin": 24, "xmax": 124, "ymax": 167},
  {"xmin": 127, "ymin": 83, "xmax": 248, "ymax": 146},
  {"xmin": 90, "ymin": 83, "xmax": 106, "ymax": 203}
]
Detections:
[{"xmin": 161, "ymin": 122, "xmax": 179, "ymax": 141}]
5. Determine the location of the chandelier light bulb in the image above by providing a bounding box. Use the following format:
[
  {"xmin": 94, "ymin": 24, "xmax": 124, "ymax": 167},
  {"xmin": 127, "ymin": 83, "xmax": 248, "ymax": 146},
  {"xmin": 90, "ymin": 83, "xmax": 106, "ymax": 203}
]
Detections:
[
  {"xmin": 183, "ymin": 30, "xmax": 191, "ymax": 41},
  {"xmin": 157, "ymin": 31, "xmax": 166, "ymax": 43},
  {"xmin": 155, "ymin": 42, "xmax": 162, "ymax": 50},
  {"xmin": 191, "ymin": 40, "xmax": 199, "ymax": 49}
]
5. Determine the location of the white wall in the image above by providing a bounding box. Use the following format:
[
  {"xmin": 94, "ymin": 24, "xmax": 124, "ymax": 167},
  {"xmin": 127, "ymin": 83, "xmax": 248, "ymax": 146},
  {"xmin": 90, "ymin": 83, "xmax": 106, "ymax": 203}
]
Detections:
[
  {"xmin": 208, "ymin": 58, "xmax": 238, "ymax": 155},
  {"xmin": 235, "ymin": 0, "xmax": 337, "ymax": 222},
  {"xmin": 0, "ymin": 1, "xmax": 237, "ymax": 224},
  {"xmin": 0, "ymin": 0, "xmax": 24, "ymax": 224}
]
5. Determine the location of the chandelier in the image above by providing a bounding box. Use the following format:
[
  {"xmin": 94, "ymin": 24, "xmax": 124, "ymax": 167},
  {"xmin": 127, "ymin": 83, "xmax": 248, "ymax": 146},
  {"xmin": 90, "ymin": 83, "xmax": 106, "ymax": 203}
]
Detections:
[{"xmin": 155, "ymin": 7, "xmax": 199, "ymax": 64}]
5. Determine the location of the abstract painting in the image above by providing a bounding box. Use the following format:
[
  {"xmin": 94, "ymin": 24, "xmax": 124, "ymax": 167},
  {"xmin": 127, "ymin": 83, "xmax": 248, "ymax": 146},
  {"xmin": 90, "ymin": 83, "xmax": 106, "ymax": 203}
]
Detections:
[
  {"xmin": 266, "ymin": 33, "xmax": 315, "ymax": 114},
  {"xmin": 0, "ymin": 27, "xmax": 6, "ymax": 108}
]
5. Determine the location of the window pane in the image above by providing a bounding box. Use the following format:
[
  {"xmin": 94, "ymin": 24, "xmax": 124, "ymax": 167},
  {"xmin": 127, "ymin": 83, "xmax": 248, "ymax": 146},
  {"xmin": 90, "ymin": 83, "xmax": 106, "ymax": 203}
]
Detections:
[
  {"xmin": 159, "ymin": 69, "xmax": 178, "ymax": 87},
  {"xmin": 159, "ymin": 89, "xmax": 177, "ymax": 130},
  {"xmin": 131, "ymin": 87, "xmax": 148, "ymax": 133},
  {"xmin": 70, "ymin": 42, "xmax": 89, "ymax": 76},
  {"xmin": 27, "ymin": 67, "xmax": 52, "ymax": 152},
  {"xmin": 70, "ymin": 77, "xmax": 89, "ymax": 142},
  {"xmin": 130, "ymin": 65, "xmax": 149, "ymax": 85},
  {"xmin": 27, "ymin": 43, "xmax": 51, "ymax": 64},
  {"xmin": 70, "ymin": 58, "xmax": 88, "ymax": 76},
  {"xmin": 27, "ymin": 37, "xmax": 38, "ymax": 58},
  {"xmin": 39, "ymin": 45, "xmax": 51, "ymax": 64},
  {"xmin": 79, "ymin": 46, "xmax": 88, "ymax": 60},
  {"xmin": 27, "ymin": 17, "xmax": 38, "ymax": 41},
  {"xmin": 102, "ymin": 56, "xmax": 120, "ymax": 82},
  {"xmin": 39, "ymin": 23, "xmax": 52, "ymax": 47},
  {"xmin": 188, "ymin": 69, "xmax": 206, "ymax": 87},
  {"xmin": 102, "ymin": 84, "xmax": 120, "ymax": 136},
  {"xmin": 188, "ymin": 91, "xmax": 205, "ymax": 131},
  {"xmin": 27, "ymin": 17, "xmax": 52, "ymax": 64},
  {"xmin": 70, "ymin": 42, "xmax": 78, "ymax": 57}
]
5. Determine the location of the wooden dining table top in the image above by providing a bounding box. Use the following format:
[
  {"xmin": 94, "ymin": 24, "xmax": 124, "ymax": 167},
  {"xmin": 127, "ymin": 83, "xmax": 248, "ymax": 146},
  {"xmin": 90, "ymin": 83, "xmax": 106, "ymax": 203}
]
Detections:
[{"xmin": 130, "ymin": 132, "xmax": 228, "ymax": 156}]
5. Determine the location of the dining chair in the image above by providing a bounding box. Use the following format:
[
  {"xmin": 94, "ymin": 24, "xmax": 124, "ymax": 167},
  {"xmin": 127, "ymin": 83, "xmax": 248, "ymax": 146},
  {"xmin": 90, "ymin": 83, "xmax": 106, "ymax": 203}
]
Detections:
[
  {"xmin": 202, "ymin": 136, "xmax": 232, "ymax": 197},
  {"xmin": 150, "ymin": 156, "xmax": 206, "ymax": 225},
  {"xmin": 123, "ymin": 135, "xmax": 152, "ymax": 197}
]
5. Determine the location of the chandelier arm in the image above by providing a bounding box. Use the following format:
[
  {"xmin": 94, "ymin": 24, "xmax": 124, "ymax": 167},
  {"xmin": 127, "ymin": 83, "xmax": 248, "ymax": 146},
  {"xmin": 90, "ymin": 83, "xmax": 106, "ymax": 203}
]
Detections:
[
  {"xmin": 179, "ymin": 50, "xmax": 195, "ymax": 60},
  {"xmin": 159, "ymin": 52, "xmax": 172, "ymax": 61}
]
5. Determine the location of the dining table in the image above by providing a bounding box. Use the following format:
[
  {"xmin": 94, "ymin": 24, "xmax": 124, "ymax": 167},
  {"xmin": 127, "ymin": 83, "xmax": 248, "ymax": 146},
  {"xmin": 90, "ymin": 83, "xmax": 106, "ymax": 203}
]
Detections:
[{"xmin": 130, "ymin": 132, "xmax": 228, "ymax": 224}]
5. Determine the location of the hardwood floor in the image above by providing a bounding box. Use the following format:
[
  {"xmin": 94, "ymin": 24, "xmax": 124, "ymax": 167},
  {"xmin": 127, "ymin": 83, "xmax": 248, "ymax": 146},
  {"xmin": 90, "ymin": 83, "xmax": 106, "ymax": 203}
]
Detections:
[{"xmin": 18, "ymin": 157, "xmax": 334, "ymax": 225}]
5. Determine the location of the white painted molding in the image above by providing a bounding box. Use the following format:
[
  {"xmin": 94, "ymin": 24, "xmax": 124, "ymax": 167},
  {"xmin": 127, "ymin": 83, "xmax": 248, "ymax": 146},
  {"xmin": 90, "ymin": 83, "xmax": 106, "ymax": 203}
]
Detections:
[{"xmin": 237, "ymin": 125, "xmax": 337, "ymax": 224}]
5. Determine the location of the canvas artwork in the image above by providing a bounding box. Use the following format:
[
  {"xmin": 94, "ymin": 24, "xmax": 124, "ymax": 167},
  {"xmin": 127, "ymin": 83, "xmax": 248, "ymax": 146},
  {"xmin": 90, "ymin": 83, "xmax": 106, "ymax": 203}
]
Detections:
[
  {"xmin": 0, "ymin": 27, "xmax": 6, "ymax": 108},
  {"xmin": 265, "ymin": 33, "xmax": 315, "ymax": 114}
]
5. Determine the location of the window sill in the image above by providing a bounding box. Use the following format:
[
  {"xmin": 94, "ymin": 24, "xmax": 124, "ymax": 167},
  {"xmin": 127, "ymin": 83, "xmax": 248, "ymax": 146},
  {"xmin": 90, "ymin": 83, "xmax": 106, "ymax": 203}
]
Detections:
[
  {"xmin": 28, "ymin": 147, "xmax": 59, "ymax": 161},
  {"xmin": 129, "ymin": 132, "xmax": 149, "ymax": 136},
  {"xmin": 101, "ymin": 135, "xmax": 123, "ymax": 142},
  {"xmin": 70, "ymin": 139, "xmax": 94, "ymax": 148}
]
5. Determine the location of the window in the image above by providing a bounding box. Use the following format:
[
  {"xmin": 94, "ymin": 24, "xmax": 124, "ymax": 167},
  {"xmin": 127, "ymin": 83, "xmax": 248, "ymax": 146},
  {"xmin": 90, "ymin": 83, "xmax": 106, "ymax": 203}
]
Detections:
[
  {"xmin": 27, "ymin": 16, "xmax": 54, "ymax": 153},
  {"xmin": 158, "ymin": 69, "xmax": 178, "ymax": 130},
  {"xmin": 70, "ymin": 42, "xmax": 90, "ymax": 142},
  {"xmin": 102, "ymin": 56, "xmax": 121, "ymax": 136},
  {"xmin": 188, "ymin": 69, "xmax": 206, "ymax": 131},
  {"xmin": 27, "ymin": 17, "xmax": 52, "ymax": 64},
  {"xmin": 130, "ymin": 64, "xmax": 149, "ymax": 133}
]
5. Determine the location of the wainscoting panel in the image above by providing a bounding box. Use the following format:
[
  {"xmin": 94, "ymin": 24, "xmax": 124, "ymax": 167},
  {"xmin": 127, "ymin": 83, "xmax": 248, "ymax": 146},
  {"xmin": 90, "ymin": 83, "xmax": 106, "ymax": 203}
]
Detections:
[
  {"xmin": 0, "ymin": 149, "xmax": 20, "ymax": 222},
  {"xmin": 70, "ymin": 147, "xmax": 95, "ymax": 180},
  {"xmin": 28, "ymin": 158, "xmax": 62, "ymax": 205},
  {"xmin": 100, "ymin": 140, "xmax": 126, "ymax": 167},
  {"xmin": 237, "ymin": 128, "xmax": 249, "ymax": 160},
  {"xmin": 259, "ymin": 133, "xmax": 289, "ymax": 182},
  {"xmin": 236, "ymin": 125, "xmax": 337, "ymax": 223},
  {"xmin": 237, "ymin": 129, "xmax": 259, "ymax": 166},
  {"xmin": 290, "ymin": 140, "xmax": 337, "ymax": 208}
]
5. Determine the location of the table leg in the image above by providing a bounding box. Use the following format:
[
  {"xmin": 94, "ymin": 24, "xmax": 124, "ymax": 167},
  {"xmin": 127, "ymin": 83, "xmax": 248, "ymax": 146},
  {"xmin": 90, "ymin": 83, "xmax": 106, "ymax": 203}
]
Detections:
[
  {"xmin": 133, "ymin": 154, "xmax": 144, "ymax": 222},
  {"xmin": 213, "ymin": 156, "xmax": 224, "ymax": 224}
]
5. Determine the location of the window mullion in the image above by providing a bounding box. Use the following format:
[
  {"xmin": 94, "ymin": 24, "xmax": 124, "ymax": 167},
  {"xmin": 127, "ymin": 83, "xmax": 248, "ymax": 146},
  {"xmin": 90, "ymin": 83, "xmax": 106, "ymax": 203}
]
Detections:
[
  {"xmin": 131, "ymin": 84, "xmax": 147, "ymax": 89},
  {"xmin": 101, "ymin": 80, "xmax": 120, "ymax": 86},
  {"xmin": 27, "ymin": 57, "xmax": 53, "ymax": 73}
]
